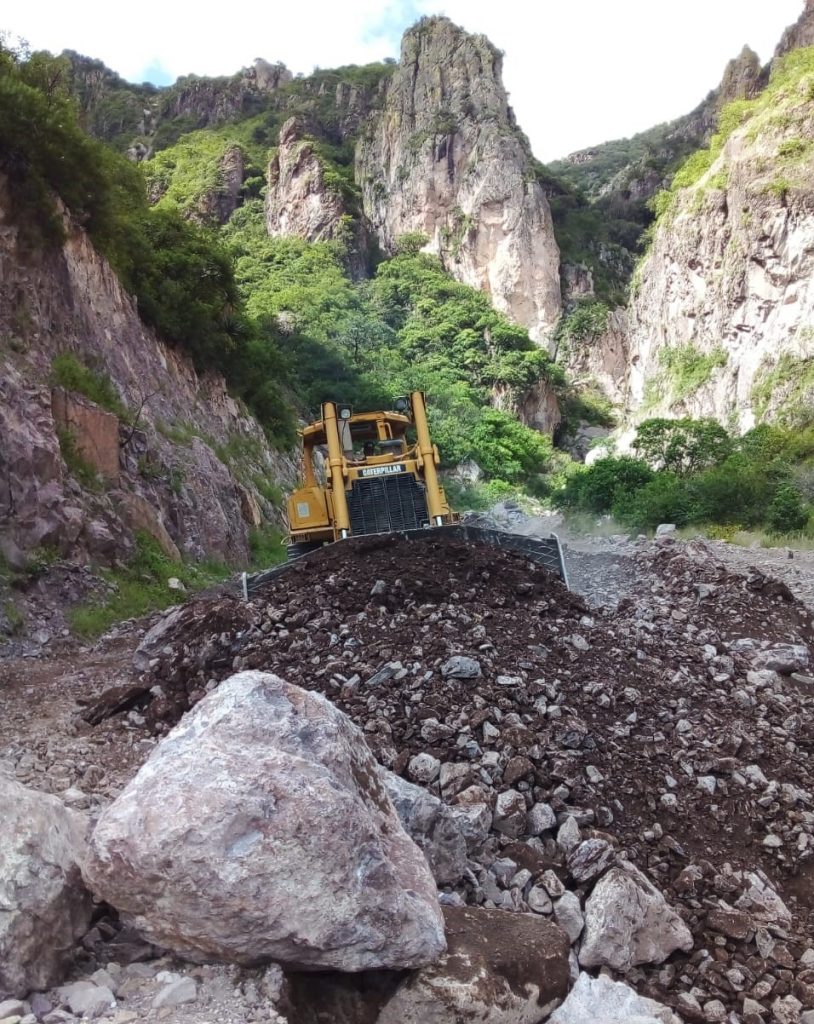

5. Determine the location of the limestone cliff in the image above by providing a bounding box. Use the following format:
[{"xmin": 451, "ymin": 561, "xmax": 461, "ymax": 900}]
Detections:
[
  {"xmin": 0, "ymin": 177, "xmax": 295, "ymax": 568},
  {"xmin": 776, "ymin": 0, "xmax": 814, "ymax": 57},
  {"xmin": 356, "ymin": 17, "xmax": 561, "ymax": 344},
  {"xmin": 624, "ymin": 47, "xmax": 814, "ymax": 430}
]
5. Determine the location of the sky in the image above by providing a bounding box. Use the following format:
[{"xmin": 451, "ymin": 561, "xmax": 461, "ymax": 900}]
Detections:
[{"xmin": 6, "ymin": 0, "xmax": 806, "ymax": 160}]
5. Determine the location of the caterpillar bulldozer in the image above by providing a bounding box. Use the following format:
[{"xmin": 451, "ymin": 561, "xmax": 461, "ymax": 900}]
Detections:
[{"xmin": 241, "ymin": 392, "xmax": 568, "ymax": 598}]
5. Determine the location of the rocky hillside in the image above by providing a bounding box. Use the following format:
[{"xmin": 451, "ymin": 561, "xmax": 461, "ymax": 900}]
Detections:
[
  {"xmin": 624, "ymin": 44, "xmax": 814, "ymax": 430},
  {"xmin": 0, "ymin": 174, "xmax": 295, "ymax": 571}
]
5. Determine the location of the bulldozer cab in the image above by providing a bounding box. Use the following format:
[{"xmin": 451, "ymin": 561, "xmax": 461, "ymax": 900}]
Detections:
[{"xmin": 285, "ymin": 392, "xmax": 456, "ymax": 556}]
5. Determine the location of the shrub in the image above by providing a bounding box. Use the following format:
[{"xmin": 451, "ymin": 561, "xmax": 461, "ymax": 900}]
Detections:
[
  {"xmin": 556, "ymin": 457, "xmax": 655, "ymax": 514},
  {"xmin": 689, "ymin": 454, "xmax": 787, "ymax": 527},
  {"xmin": 612, "ymin": 474, "xmax": 694, "ymax": 531},
  {"xmin": 766, "ymin": 485, "xmax": 809, "ymax": 534}
]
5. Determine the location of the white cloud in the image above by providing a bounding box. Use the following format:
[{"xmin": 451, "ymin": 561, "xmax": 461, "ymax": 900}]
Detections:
[{"xmin": 6, "ymin": 0, "xmax": 806, "ymax": 160}]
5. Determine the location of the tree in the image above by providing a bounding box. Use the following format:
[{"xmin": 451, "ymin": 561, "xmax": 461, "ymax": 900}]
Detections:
[{"xmin": 632, "ymin": 418, "xmax": 732, "ymax": 475}]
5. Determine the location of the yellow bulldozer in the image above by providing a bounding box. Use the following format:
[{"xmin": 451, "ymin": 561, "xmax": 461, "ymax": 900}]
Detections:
[
  {"xmin": 286, "ymin": 391, "xmax": 455, "ymax": 556},
  {"xmin": 241, "ymin": 391, "xmax": 568, "ymax": 597}
]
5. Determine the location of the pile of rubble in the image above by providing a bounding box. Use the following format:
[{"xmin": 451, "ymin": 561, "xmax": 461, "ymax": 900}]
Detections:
[
  {"xmin": 76, "ymin": 531, "xmax": 812, "ymax": 1022},
  {"xmin": 5, "ymin": 531, "xmax": 814, "ymax": 1023}
]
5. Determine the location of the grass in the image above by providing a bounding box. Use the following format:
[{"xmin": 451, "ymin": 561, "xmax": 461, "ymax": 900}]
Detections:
[
  {"xmin": 50, "ymin": 352, "xmax": 129, "ymax": 420},
  {"xmin": 248, "ymin": 526, "xmax": 287, "ymax": 570},
  {"xmin": 659, "ymin": 344, "xmax": 727, "ymax": 401},
  {"xmin": 56, "ymin": 427, "xmax": 103, "ymax": 491},
  {"xmin": 2, "ymin": 599, "xmax": 25, "ymax": 636},
  {"xmin": 751, "ymin": 355, "xmax": 814, "ymax": 425},
  {"xmin": 68, "ymin": 532, "xmax": 232, "ymax": 639}
]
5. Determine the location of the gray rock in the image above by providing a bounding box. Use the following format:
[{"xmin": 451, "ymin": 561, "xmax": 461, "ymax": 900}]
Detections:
[
  {"xmin": 655, "ymin": 524, "xmax": 677, "ymax": 537},
  {"xmin": 381, "ymin": 771, "xmax": 468, "ymax": 886},
  {"xmin": 440, "ymin": 656, "xmax": 481, "ymax": 680},
  {"xmin": 84, "ymin": 672, "xmax": 445, "ymax": 971},
  {"xmin": 447, "ymin": 801, "xmax": 492, "ymax": 852},
  {"xmin": 0, "ymin": 1004, "xmax": 25, "ymax": 1020},
  {"xmin": 492, "ymin": 789, "xmax": 527, "ymax": 837},
  {"xmin": 376, "ymin": 905, "xmax": 570, "ymax": 1024},
  {"xmin": 556, "ymin": 815, "xmax": 581, "ymax": 853},
  {"xmin": 527, "ymin": 801, "xmax": 556, "ymax": 835},
  {"xmin": 567, "ymin": 839, "xmax": 615, "ymax": 883},
  {"xmin": 527, "ymin": 886, "xmax": 553, "ymax": 915},
  {"xmin": 579, "ymin": 862, "xmax": 693, "ymax": 971},
  {"xmin": 554, "ymin": 891, "xmax": 584, "ymax": 944},
  {"xmin": 58, "ymin": 982, "xmax": 115, "ymax": 1019},
  {"xmin": 407, "ymin": 753, "xmax": 441, "ymax": 785},
  {"xmin": 752, "ymin": 644, "xmax": 809, "ymax": 675},
  {"xmin": 0, "ymin": 776, "xmax": 93, "ymax": 998},
  {"xmin": 151, "ymin": 977, "xmax": 197, "ymax": 1009}
]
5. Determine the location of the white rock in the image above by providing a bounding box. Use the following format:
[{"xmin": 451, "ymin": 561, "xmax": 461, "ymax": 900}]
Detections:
[
  {"xmin": 0, "ymin": 776, "xmax": 92, "ymax": 997},
  {"xmin": 406, "ymin": 753, "xmax": 441, "ymax": 784},
  {"xmin": 578, "ymin": 862, "xmax": 693, "ymax": 971},
  {"xmin": 151, "ymin": 977, "xmax": 197, "ymax": 1009},
  {"xmin": 84, "ymin": 672, "xmax": 445, "ymax": 971},
  {"xmin": 550, "ymin": 973, "xmax": 680, "ymax": 1024}
]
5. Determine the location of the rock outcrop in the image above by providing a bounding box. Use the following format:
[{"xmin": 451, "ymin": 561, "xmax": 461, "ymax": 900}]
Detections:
[
  {"xmin": 84, "ymin": 671, "xmax": 446, "ymax": 971},
  {"xmin": 0, "ymin": 175, "xmax": 295, "ymax": 566},
  {"xmin": 356, "ymin": 17, "xmax": 561, "ymax": 343},
  {"xmin": 266, "ymin": 119, "xmax": 370, "ymax": 277},
  {"xmin": 776, "ymin": 0, "xmax": 814, "ymax": 58},
  {"xmin": 624, "ymin": 48, "xmax": 814, "ymax": 429},
  {"xmin": 0, "ymin": 775, "xmax": 93, "ymax": 998}
]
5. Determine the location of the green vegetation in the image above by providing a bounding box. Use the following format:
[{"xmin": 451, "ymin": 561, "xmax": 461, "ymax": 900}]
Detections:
[
  {"xmin": 658, "ymin": 344, "xmax": 727, "ymax": 400},
  {"xmin": 56, "ymin": 427, "xmax": 103, "ymax": 491},
  {"xmin": 2, "ymin": 598, "xmax": 24, "ymax": 635},
  {"xmin": 68, "ymin": 532, "xmax": 231, "ymax": 639},
  {"xmin": 649, "ymin": 48, "xmax": 814, "ymax": 231},
  {"xmin": 248, "ymin": 525, "xmax": 287, "ymax": 569},
  {"xmin": 558, "ymin": 419, "xmax": 814, "ymax": 537},
  {"xmin": 751, "ymin": 355, "xmax": 814, "ymax": 425},
  {"xmin": 50, "ymin": 352, "xmax": 128, "ymax": 418},
  {"xmin": 0, "ymin": 40, "xmax": 297, "ymax": 448}
]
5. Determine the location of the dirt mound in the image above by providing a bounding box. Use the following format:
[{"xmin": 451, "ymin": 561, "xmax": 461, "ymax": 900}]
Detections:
[{"xmin": 87, "ymin": 533, "xmax": 814, "ymax": 1018}]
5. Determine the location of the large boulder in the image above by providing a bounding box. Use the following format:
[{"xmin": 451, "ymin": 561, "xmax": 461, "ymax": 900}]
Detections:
[
  {"xmin": 550, "ymin": 973, "xmax": 681, "ymax": 1024},
  {"xmin": 83, "ymin": 672, "xmax": 445, "ymax": 971},
  {"xmin": 0, "ymin": 775, "xmax": 93, "ymax": 998},
  {"xmin": 376, "ymin": 905, "xmax": 570, "ymax": 1024},
  {"xmin": 381, "ymin": 772, "xmax": 468, "ymax": 886},
  {"xmin": 578, "ymin": 862, "xmax": 693, "ymax": 971}
]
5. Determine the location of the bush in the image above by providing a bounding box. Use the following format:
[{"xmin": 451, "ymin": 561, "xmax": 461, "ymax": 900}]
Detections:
[
  {"xmin": 612, "ymin": 474, "xmax": 694, "ymax": 531},
  {"xmin": 556, "ymin": 457, "xmax": 655, "ymax": 514},
  {"xmin": 689, "ymin": 454, "xmax": 787, "ymax": 527},
  {"xmin": 766, "ymin": 485, "xmax": 809, "ymax": 534}
]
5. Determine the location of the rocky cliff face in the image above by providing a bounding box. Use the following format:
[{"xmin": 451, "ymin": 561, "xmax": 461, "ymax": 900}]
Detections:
[
  {"xmin": 265, "ymin": 119, "xmax": 370, "ymax": 276},
  {"xmin": 356, "ymin": 17, "xmax": 561, "ymax": 344},
  {"xmin": 776, "ymin": 0, "xmax": 814, "ymax": 57},
  {"xmin": 0, "ymin": 177, "xmax": 295, "ymax": 568},
  {"xmin": 624, "ymin": 48, "xmax": 814, "ymax": 430}
]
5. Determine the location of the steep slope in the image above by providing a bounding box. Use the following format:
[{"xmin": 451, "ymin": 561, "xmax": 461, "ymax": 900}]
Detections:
[
  {"xmin": 0, "ymin": 175, "xmax": 295, "ymax": 569},
  {"xmin": 356, "ymin": 17, "xmax": 562, "ymax": 343},
  {"xmin": 624, "ymin": 47, "xmax": 814, "ymax": 429}
]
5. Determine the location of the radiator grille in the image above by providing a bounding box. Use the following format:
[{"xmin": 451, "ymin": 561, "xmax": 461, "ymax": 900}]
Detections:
[{"xmin": 347, "ymin": 474, "xmax": 430, "ymax": 535}]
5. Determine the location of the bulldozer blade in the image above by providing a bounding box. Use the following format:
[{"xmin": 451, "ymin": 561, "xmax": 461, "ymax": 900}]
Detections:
[{"xmin": 240, "ymin": 525, "xmax": 568, "ymax": 601}]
